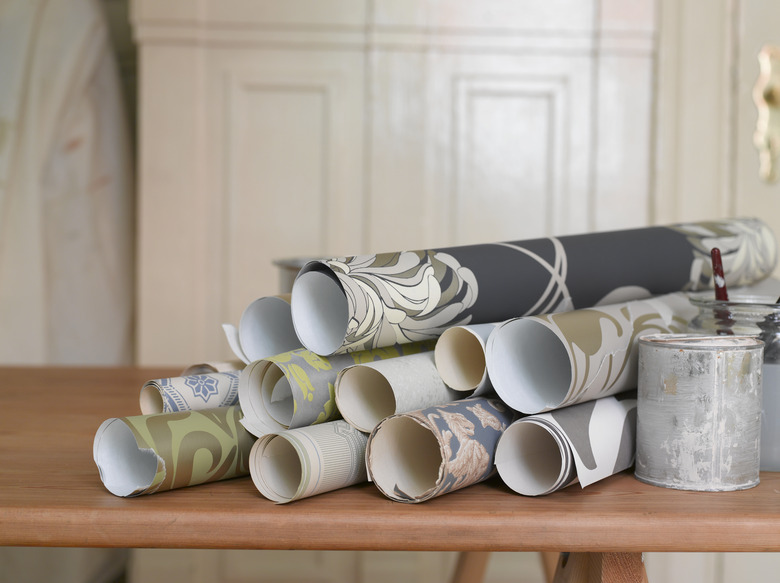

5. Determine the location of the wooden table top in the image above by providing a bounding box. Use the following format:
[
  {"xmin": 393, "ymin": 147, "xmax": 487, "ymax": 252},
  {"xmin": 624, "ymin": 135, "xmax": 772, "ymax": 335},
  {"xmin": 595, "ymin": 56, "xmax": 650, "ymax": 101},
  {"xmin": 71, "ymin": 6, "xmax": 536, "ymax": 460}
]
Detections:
[{"xmin": 1, "ymin": 366, "xmax": 779, "ymax": 552}]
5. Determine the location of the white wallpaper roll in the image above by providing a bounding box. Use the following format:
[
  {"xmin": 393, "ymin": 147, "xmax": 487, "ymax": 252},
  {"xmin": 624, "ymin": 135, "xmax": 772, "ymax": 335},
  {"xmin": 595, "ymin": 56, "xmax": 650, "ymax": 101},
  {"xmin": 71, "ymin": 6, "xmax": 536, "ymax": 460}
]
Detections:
[
  {"xmin": 434, "ymin": 322, "xmax": 499, "ymax": 395},
  {"xmin": 249, "ymin": 420, "xmax": 368, "ymax": 503},
  {"xmin": 139, "ymin": 371, "xmax": 241, "ymax": 414},
  {"xmin": 222, "ymin": 294, "xmax": 300, "ymax": 364},
  {"xmin": 336, "ymin": 351, "xmax": 458, "ymax": 432}
]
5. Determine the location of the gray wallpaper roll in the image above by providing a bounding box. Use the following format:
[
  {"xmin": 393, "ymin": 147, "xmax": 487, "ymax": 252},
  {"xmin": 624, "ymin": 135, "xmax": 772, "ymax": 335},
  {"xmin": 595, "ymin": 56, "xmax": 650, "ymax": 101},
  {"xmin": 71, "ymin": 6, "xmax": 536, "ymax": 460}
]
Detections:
[
  {"xmin": 290, "ymin": 218, "xmax": 776, "ymax": 355},
  {"xmin": 495, "ymin": 394, "xmax": 637, "ymax": 496}
]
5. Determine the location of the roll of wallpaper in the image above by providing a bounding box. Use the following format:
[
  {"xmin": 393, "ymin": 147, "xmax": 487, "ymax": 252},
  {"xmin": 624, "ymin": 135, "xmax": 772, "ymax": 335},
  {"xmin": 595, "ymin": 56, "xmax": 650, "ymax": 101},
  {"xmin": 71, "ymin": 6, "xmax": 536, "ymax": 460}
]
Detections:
[
  {"xmin": 494, "ymin": 395, "xmax": 637, "ymax": 496},
  {"xmin": 485, "ymin": 292, "xmax": 696, "ymax": 414},
  {"xmin": 181, "ymin": 360, "xmax": 245, "ymax": 375},
  {"xmin": 139, "ymin": 371, "xmax": 241, "ymax": 414},
  {"xmin": 366, "ymin": 397, "xmax": 516, "ymax": 503},
  {"xmin": 434, "ymin": 323, "xmax": 499, "ymax": 396},
  {"xmin": 238, "ymin": 340, "xmax": 436, "ymax": 438},
  {"xmin": 249, "ymin": 420, "xmax": 368, "ymax": 503},
  {"xmin": 335, "ymin": 351, "xmax": 459, "ymax": 432},
  {"xmin": 290, "ymin": 218, "xmax": 776, "ymax": 355},
  {"xmin": 222, "ymin": 294, "xmax": 300, "ymax": 364},
  {"xmin": 93, "ymin": 406, "xmax": 255, "ymax": 497}
]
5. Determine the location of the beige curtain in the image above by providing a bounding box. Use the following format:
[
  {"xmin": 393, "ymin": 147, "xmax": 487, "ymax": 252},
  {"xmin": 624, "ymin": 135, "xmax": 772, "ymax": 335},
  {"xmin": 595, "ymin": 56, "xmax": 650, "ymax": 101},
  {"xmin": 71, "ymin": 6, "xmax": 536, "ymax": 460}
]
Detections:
[{"xmin": 0, "ymin": 0, "xmax": 133, "ymax": 365}]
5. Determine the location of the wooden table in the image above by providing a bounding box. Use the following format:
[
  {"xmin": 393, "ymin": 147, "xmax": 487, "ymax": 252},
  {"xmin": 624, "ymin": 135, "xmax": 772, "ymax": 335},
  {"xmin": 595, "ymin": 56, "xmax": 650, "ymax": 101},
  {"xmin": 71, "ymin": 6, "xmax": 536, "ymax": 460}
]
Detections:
[{"xmin": 1, "ymin": 367, "xmax": 779, "ymax": 582}]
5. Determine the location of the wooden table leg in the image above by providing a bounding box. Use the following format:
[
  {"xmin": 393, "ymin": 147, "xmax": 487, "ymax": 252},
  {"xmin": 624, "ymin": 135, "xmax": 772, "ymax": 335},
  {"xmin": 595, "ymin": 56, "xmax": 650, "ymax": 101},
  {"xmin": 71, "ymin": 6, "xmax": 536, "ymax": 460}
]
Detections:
[
  {"xmin": 541, "ymin": 551, "xmax": 561, "ymax": 582},
  {"xmin": 450, "ymin": 551, "xmax": 491, "ymax": 583},
  {"xmin": 552, "ymin": 552, "xmax": 648, "ymax": 583}
]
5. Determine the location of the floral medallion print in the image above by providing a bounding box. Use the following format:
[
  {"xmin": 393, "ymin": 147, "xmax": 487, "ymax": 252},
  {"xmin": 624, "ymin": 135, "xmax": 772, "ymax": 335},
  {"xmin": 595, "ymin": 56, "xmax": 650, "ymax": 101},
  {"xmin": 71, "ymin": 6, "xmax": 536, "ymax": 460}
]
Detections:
[
  {"xmin": 142, "ymin": 371, "xmax": 241, "ymax": 414},
  {"xmin": 184, "ymin": 375, "xmax": 220, "ymax": 402}
]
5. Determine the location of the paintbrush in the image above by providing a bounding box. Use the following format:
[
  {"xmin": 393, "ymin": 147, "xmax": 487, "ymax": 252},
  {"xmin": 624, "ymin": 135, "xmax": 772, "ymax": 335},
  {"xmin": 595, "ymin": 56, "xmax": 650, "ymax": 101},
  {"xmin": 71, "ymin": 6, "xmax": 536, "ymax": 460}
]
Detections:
[
  {"xmin": 711, "ymin": 247, "xmax": 729, "ymax": 301},
  {"xmin": 710, "ymin": 247, "xmax": 734, "ymax": 334}
]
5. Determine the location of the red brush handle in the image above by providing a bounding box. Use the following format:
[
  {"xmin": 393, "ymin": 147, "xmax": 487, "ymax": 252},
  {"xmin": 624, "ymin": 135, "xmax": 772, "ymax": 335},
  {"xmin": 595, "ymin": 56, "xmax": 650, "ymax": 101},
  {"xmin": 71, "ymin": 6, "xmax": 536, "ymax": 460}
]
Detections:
[{"xmin": 711, "ymin": 247, "xmax": 729, "ymax": 301}]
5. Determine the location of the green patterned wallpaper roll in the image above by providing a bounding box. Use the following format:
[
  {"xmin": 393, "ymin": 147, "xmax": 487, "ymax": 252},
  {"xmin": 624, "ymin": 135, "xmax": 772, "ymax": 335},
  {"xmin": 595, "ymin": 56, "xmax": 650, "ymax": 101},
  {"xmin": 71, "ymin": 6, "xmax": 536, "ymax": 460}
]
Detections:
[{"xmin": 93, "ymin": 406, "xmax": 256, "ymax": 497}]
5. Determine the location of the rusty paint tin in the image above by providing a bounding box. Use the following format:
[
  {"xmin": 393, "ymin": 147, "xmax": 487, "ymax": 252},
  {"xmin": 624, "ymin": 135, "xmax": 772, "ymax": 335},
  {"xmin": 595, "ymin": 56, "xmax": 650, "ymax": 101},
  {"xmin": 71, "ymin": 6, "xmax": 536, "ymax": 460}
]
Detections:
[{"xmin": 635, "ymin": 334, "xmax": 763, "ymax": 491}]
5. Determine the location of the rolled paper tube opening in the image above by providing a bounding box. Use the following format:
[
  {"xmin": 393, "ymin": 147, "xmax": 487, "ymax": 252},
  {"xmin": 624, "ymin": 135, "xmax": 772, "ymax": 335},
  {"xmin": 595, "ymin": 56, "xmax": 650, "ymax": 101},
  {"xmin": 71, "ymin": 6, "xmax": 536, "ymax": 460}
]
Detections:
[
  {"xmin": 488, "ymin": 319, "xmax": 572, "ymax": 413},
  {"xmin": 291, "ymin": 268, "xmax": 349, "ymax": 355},
  {"xmin": 94, "ymin": 420, "xmax": 159, "ymax": 497},
  {"xmin": 336, "ymin": 366, "xmax": 397, "ymax": 432},
  {"xmin": 253, "ymin": 436, "xmax": 302, "ymax": 502},
  {"xmin": 139, "ymin": 385, "xmax": 163, "ymax": 414},
  {"xmin": 261, "ymin": 366, "xmax": 294, "ymax": 427},
  {"xmin": 369, "ymin": 416, "xmax": 442, "ymax": 500},
  {"xmin": 434, "ymin": 327, "xmax": 486, "ymax": 391},
  {"xmin": 495, "ymin": 421, "xmax": 566, "ymax": 496},
  {"xmin": 238, "ymin": 296, "xmax": 299, "ymax": 362}
]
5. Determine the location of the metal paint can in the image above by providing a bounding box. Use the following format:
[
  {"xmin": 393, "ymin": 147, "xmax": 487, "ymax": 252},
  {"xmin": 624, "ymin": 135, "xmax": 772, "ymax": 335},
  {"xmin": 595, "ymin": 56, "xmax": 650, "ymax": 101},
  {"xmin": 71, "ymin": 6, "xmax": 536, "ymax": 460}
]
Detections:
[{"xmin": 635, "ymin": 334, "xmax": 763, "ymax": 491}]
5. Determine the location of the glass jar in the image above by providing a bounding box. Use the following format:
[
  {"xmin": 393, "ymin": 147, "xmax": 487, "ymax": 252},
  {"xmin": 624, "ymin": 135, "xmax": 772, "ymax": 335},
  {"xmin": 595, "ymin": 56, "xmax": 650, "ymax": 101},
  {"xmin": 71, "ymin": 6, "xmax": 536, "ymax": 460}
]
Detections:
[{"xmin": 688, "ymin": 293, "xmax": 780, "ymax": 471}]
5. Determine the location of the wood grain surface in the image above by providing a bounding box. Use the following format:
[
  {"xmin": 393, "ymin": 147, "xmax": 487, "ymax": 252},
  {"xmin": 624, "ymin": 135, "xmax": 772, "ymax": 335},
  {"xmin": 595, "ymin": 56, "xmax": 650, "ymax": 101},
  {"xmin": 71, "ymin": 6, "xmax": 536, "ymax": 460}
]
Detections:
[{"xmin": 1, "ymin": 367, "xmax": 779, "ymax": 552}]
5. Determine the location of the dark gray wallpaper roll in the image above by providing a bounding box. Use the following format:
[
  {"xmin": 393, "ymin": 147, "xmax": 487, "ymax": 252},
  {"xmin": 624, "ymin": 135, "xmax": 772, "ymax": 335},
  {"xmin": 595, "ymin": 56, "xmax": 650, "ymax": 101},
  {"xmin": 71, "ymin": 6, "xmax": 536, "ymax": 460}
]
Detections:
[{"xmin": 291, "ymin": 218, "xmax": 776, "ymax": 355}]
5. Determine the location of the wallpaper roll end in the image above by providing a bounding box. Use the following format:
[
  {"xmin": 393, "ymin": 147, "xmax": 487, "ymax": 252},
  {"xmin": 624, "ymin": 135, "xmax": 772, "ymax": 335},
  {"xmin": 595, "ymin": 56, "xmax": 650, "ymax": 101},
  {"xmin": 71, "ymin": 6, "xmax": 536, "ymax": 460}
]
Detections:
[
  {"xmin": 93, "ymin": 418, "xmax": 161, "ymax": 497},
  {"xmin": 291, "ymin": 263, "xmax": 350, "ymax": 356}
]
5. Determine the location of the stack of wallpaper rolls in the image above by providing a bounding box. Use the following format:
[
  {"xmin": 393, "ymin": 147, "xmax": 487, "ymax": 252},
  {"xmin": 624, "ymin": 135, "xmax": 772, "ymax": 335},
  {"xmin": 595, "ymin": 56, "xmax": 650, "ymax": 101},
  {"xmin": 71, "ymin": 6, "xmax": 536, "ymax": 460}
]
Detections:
[{"xmin": 93, "ymin": 217, "xmax": 777, "ymax": 502}]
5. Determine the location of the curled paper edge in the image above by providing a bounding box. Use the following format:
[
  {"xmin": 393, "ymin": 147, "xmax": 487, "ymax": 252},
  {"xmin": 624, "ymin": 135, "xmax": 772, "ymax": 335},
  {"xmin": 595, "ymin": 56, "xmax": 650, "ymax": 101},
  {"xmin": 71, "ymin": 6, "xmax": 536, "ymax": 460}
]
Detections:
[
  {"xmin": 222, "ymin": 323, "xmax": 250, "ymax": 365},
  {"xmin": 366, "ymin": 413, "xmax": 445, "ymax": 503},
  {"xmin": 238, "ymin": 360, "xmax": 285, "ymax": 438},
  {"xmin": 93, "ymin": 418, "xmax": 164, "ymax": 497},
  {"xmin": 495, "ymin": 418, "xmax": 577, "ymax": 496},
  {"xmin": 486, "ymin": 316, "xmax": 572, "ymax": 414},
  {"xmin": 222, "ymin": 295, "xmax": 300, "ymax": 365},
  {"xmin": 366, "ymin": 398, "xmax": 513, "ymax": 503},
  {"xmin": 495, "ymin": 396, "xmax": 636, "ymax": 496},
  {"xmin": 238, "ymin": 295, "xmax": 299, "ymax": 362},
  {"xmin": 291, "ymin": 266, "xmax": 350, "ymax": 356}
]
